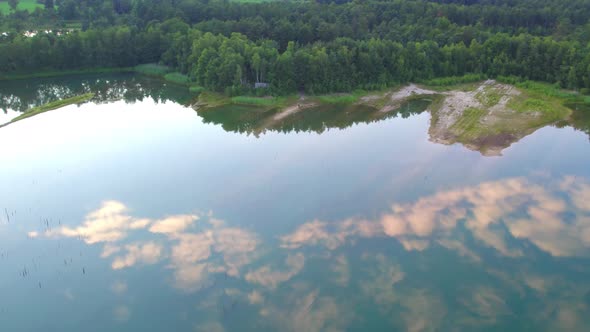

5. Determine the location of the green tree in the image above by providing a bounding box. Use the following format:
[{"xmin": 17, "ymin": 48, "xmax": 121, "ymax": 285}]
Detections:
[
  {"xmin": 252, "ymin": 52, "xmax": 261, "ymax": 83},
  {"xmin": 8, "ymin": 0, "xmax": 19, "ymax": 12}
]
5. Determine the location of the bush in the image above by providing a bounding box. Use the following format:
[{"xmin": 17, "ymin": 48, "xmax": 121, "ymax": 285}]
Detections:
[
  {"xmin": 163, "ymin": 72, "xmax": 189, "ymax": 85},
  {"xmin": 496, "ymin": 75, "xmax": 524, "ymax": 85},
  {"xmin": 424, "ymin": 74, "xmax": 486, "ymax": 86}
]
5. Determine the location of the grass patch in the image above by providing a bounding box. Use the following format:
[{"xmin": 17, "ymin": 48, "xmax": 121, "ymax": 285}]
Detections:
[
  {"xmin": 450, "ymin": 107, "xmax": 487, "ymax": 140},
  {"xmin": 0, "ymin": 0, "xmax": 43, "ymax": 14},
  {"xmin": 511, "ymin": 98, "xmax": 552, "ymax": 113},
  {"xmin": 498, "ymin": 76, "xmax": 590, "ymax": 116},
  {"xmin": 231, "ymin": 96, "xmax": 276, "ymax": 106},
  {"xmin": 231, "ymin": 96, "xmax": 287, "ymax": 107},
  {"xmin": 134, "ymin": 64, "xmax": 172, "ymax": 77},
  {"xmin": 507, "ymin": 89, "xmax": 572, "ymax": 123},
  {"xmin": 476, "ymin": 86, "xmax": 501, "ymax": 107},
  {"xmin": 4, "ymin": 93, "xmax": 95, "ymax": 126},
  {"xmin": 164, "ymin": 72, "xmax": 190, "ymax": 85},
  {"xmin": 197, "ymin": 93, "xmax": 298, "ymax": 111},
  {"xmin": 0, "ymin": 67, "xmax": 133, "ymax": 81},
  {"xmin": 317, "ymin": 94, "xmax": 359, "ymax": 104},
  {"xmin": 515, "ymin": 80, "xmax": 576, "ymax": 99}
]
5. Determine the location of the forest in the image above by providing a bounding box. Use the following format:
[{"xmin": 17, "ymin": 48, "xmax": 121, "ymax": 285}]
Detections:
[{"xmin": 1, "ymin": 0, "xmax": 590, "ymax": 95}]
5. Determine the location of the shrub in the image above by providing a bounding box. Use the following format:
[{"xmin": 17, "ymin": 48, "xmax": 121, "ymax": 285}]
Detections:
[
  {"xmin": 163, "ymin": 72, "xmax": 189, "ymax": 85},
  {"xmin": 424, "ymin": 74, "xmax": 486, "ymax": 86}
]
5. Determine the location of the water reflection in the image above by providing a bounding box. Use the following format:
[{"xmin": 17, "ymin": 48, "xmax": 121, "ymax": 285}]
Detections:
[
  {"xmin": 197, "ymin": 99, "xmax": 430, "ymax": 136},
  {"xmin": 34, "ymin": 202, "xmax": 260, "ymax": 292},
  {"xmin": 2, "ymin": 74, "xmax": 589, "ymax": 153},
  {"xmin": 0, "ymin": 73, "xmax": 194, "ymax": 113},
  {"xmin": 245, "ymin": 253, "xmax": 305, "ymax": 289},
  {"xmin": 563, "ymin": 102, "xmax": 590, "ymax": 141},
  {"xmin": 1, "ymin": 75, "xmax": 590, "ymax": 331},
  {"xmin": 281, "ymin": 175, "xmax": 590, "ymax": 257},
  {"xmin": 23, "ymin": 175, "xmax": 590, "ymax": 331}
]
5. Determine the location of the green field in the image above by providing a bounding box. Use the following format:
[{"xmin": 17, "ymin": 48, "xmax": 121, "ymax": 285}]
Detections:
[{"xmin": 0, "ymin": 0, "xmax": 44, "ymax": 14}]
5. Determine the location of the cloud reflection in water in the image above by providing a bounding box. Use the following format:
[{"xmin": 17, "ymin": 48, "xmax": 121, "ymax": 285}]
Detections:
[
  {"xmin": 34, "ymin": 201, "xmax": 260, "ymax": 292},
  {"xmin": 281, "ymin": 176, "xmax": 590, "ymax": 258},
  {"xmin": 27, "ymin": 175, "xmax": 590, "ymax": 331}
]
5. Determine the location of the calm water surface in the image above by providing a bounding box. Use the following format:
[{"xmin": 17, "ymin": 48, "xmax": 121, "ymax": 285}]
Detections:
[{"xmin": 1, "ymin": 75, "xmax": 590, "ymax": 331}]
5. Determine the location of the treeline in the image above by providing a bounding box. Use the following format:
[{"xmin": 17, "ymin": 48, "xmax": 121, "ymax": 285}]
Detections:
[
  {"xmin": 3, "ymin": 0, "xmax": 590, "ymax": 45},
  {"xmin": 1, "ymin": 0, "xmax": 590, "ymax": 94},
  {"xmin": 2, "ymin": 21, "xmax": 589, "ymax": 95}
]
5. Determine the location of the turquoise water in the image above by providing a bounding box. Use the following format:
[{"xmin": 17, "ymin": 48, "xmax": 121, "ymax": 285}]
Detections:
[{"xmin": 1, "ymin": 76, "xmax": 590, "ymax": 331}]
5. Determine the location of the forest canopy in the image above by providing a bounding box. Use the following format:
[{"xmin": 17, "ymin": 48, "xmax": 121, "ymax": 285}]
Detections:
[{"xmin": 1, "ymin": 0, "xmax": 589, "ymax": 95}]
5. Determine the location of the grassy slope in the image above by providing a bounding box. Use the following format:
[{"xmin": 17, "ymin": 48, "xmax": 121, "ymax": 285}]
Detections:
[{"xmin": 3, "ymin": 93, "xmax": 95, "ymax": 127}]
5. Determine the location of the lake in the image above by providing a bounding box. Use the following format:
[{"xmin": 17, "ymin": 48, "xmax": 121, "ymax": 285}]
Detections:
[{"xmin": 1, "ymin": 74, "xmax": 590, "ymax": 332}]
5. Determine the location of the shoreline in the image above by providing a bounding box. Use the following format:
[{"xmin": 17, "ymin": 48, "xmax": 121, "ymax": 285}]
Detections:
[
  {"xmin": 0, "ymin": 93, "xmax": 95, "ymax": 128},
  {"xmin": 0, "ymin": 75, "xmax": 587, "ymax": 156}
]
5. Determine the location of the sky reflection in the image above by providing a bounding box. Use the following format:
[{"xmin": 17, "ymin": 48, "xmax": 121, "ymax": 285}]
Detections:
[
  {"xmin": 2, "ymin": 78, "xmax": 590, "ymax": 331},
  {"xmin": 21, "ymin": 174, "xmax": 590, "ymax": 331},
  {"xmin": 280, "ymin": 175, "xmax": 590, "ymax": 258}
]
